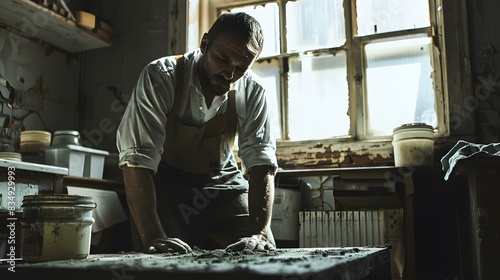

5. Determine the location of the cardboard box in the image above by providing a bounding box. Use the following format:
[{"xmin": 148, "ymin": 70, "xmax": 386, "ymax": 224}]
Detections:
[{"xmin": 75, "ymin": 11, "xmax": 96, "ymax": 30}]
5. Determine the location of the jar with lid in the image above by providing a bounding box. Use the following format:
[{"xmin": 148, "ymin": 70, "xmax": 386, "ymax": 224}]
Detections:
[{"xmin": 51, "ymin": 130, "xmax": 80, "ymax": 146}]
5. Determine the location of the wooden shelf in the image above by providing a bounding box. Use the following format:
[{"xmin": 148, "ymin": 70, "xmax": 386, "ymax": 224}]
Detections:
[{"xmin": 0, "ymin": 0, "xmax": 111, "ymax": 53}]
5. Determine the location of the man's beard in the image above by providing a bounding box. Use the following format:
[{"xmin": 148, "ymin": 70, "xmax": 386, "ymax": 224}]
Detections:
[{"xmin": 210, "ymin": 75, "xmax": 232, "ymax": 96}]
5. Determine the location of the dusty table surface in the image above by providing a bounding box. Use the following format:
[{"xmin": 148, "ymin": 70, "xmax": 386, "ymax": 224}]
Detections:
[{"xmin": 4, "ymin": 247, "xmax": 391, "ymax": 280}]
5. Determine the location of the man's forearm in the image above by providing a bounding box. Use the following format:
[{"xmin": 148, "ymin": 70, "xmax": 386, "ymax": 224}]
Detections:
[
  {"xmin": 122, "ymin": 166, "xmax": 167, "ymax": 247},
  {"xmin": 247, "ymin": 165, "xmax": 276, "ymax": 236}
]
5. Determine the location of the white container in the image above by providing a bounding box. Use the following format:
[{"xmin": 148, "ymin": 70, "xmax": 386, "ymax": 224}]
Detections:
[
  {"xmin": 44, "ymin": 145, "xmax": 109, "ymax": 178},
  {"xmin": 271, "ymin": 187, "xmax": 301, "ymax": 241},
  {"xmin": 20, "ymin": 195, "xmax": 96, "ymax": 262},
  {"xmin": 392, "ymin": 123, "xmax": 434, "ymax": 167}
]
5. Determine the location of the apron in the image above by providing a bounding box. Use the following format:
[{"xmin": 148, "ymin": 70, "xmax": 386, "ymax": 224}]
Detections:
[
  {"xmin": 161, "ymin": 55, "xmax": 238, "ymax": 175},
  {"xmin": 149, "ymin": 56, "xmax": 268, "ymax": 249}
]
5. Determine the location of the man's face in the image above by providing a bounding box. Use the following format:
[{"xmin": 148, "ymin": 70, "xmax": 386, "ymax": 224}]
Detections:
[{"xmin": 199, "ymin": 33, "xmax": 258, "ymax": 96}]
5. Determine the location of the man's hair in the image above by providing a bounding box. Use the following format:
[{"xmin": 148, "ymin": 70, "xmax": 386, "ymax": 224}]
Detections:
[{"xmin": 207, "ymin": 12, "xmax": 264, "ymax": 56}]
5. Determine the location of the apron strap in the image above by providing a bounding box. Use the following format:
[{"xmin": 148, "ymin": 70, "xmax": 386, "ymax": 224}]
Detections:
[
  {"xmin": 227, "ymin": 90, "xmax": 236, "ymax": 113},
  {"xmin": 225, "ymin": 90, "xmax": 238, "ymax": 147},
  {"xmin": 169, "ymin": 55, "xmax": 185, "ymax": 117}
]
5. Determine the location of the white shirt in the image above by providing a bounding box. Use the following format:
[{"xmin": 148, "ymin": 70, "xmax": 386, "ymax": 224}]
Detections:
[{"xmin": 116, "ymin": 49, "xmax": 278, "ymax": 174}]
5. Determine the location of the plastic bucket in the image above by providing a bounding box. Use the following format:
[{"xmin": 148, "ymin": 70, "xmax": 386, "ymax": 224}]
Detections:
[
  {"xmin": 20, "ymin": 195, "xmax": 96, "ymax": 262},
  {"xmin": 392, "ymin": 123, "xmax": 434, "ymax": 167}
]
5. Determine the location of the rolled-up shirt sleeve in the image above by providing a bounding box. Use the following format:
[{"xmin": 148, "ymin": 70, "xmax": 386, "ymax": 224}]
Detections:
[
  {"xmin": 237, "ymin": 76, "xmax": 278, "ymax": 173},
  {"xmin": 116, "ymin": 59, "xmax": 175, "ymax": 174}
]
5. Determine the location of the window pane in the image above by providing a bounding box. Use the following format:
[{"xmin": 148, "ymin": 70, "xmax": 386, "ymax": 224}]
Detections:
[
  {"xmin": 357, "ymin": 0, "xmax": 430, "ymax": 36},
  {"xmin": 251, "ymin": 59, "xmax": 282, "ymax": 140},
  {"xmin": 286, "ymin": 0, "xmax": 345, "ymax": 52},
  {"xmin": 365, "ymin": 37, "xmax": 436, "ymax": 137},
  {"xmin": 187, "ymin": 0, "xmax": 200, "ymax": 52},
  {"xmin": 288, "ymin": 53, "xmax": 349, "ymax": 140},
  {"xmin": 230, "ymin": 3, "xmax": 280, "ymax": 57}
]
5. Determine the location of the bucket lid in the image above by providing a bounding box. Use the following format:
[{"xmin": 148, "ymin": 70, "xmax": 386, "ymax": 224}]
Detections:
[
  {"xmin": 393, "ymin": 123, "xmax": 433, "ymax": 133},
  {"xmin": 22, "ymin": 195, "xmax": 95, "ymax": 208}
]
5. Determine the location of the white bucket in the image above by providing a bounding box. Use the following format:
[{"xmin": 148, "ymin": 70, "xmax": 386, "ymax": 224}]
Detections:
[
  {"xmin": 20, "ymin": 195, "xmax": 96, "ymax": 262},
  {"xmin": 392, "ymin": 123, "xmax": 434, "ymax": 167}
]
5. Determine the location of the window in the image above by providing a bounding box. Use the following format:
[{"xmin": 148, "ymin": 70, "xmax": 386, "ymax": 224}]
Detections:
[{"xmin": 205, "ymin": 0, "xmax": 446, "ymax": 142}]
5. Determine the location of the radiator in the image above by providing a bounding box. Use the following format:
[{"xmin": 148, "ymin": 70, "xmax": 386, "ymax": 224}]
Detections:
[{"xmin": 299, "ymin": 209, "xmax": 404, "ymax": 279}]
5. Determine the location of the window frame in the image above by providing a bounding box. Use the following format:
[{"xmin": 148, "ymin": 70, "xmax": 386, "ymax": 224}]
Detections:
[{"xmin": 201, "ymin": 0, "xmax": 449, "ymax": 146}]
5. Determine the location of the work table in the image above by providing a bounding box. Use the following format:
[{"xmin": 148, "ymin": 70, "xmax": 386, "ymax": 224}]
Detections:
[{"xmin": 5, "ymin": 247, "xmax": 391, "ymax": 280}]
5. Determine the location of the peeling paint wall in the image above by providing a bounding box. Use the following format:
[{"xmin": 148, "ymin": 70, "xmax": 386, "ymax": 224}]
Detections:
[{"xmin": 276, "ymin": 141, "xmax": 394, "ymax": 169}]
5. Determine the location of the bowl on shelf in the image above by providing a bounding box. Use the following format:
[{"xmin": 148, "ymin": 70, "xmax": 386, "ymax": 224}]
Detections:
[
  {"xmin": 0, "ymin": 151, "xmax": 22, "ymax": 161},
  {"xmin": 19, "ymin": 130, "xmax": 52, "ymax": 153}
]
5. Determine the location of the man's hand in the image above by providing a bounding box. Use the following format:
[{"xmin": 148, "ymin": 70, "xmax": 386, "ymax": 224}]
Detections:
[
  {"xmin": 145, "ymin": 237, "xmax": 192, "ymax": 254},
  {"xmin": 225, "ymin": 234, "xmax": 276, "ymax": 252}
]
